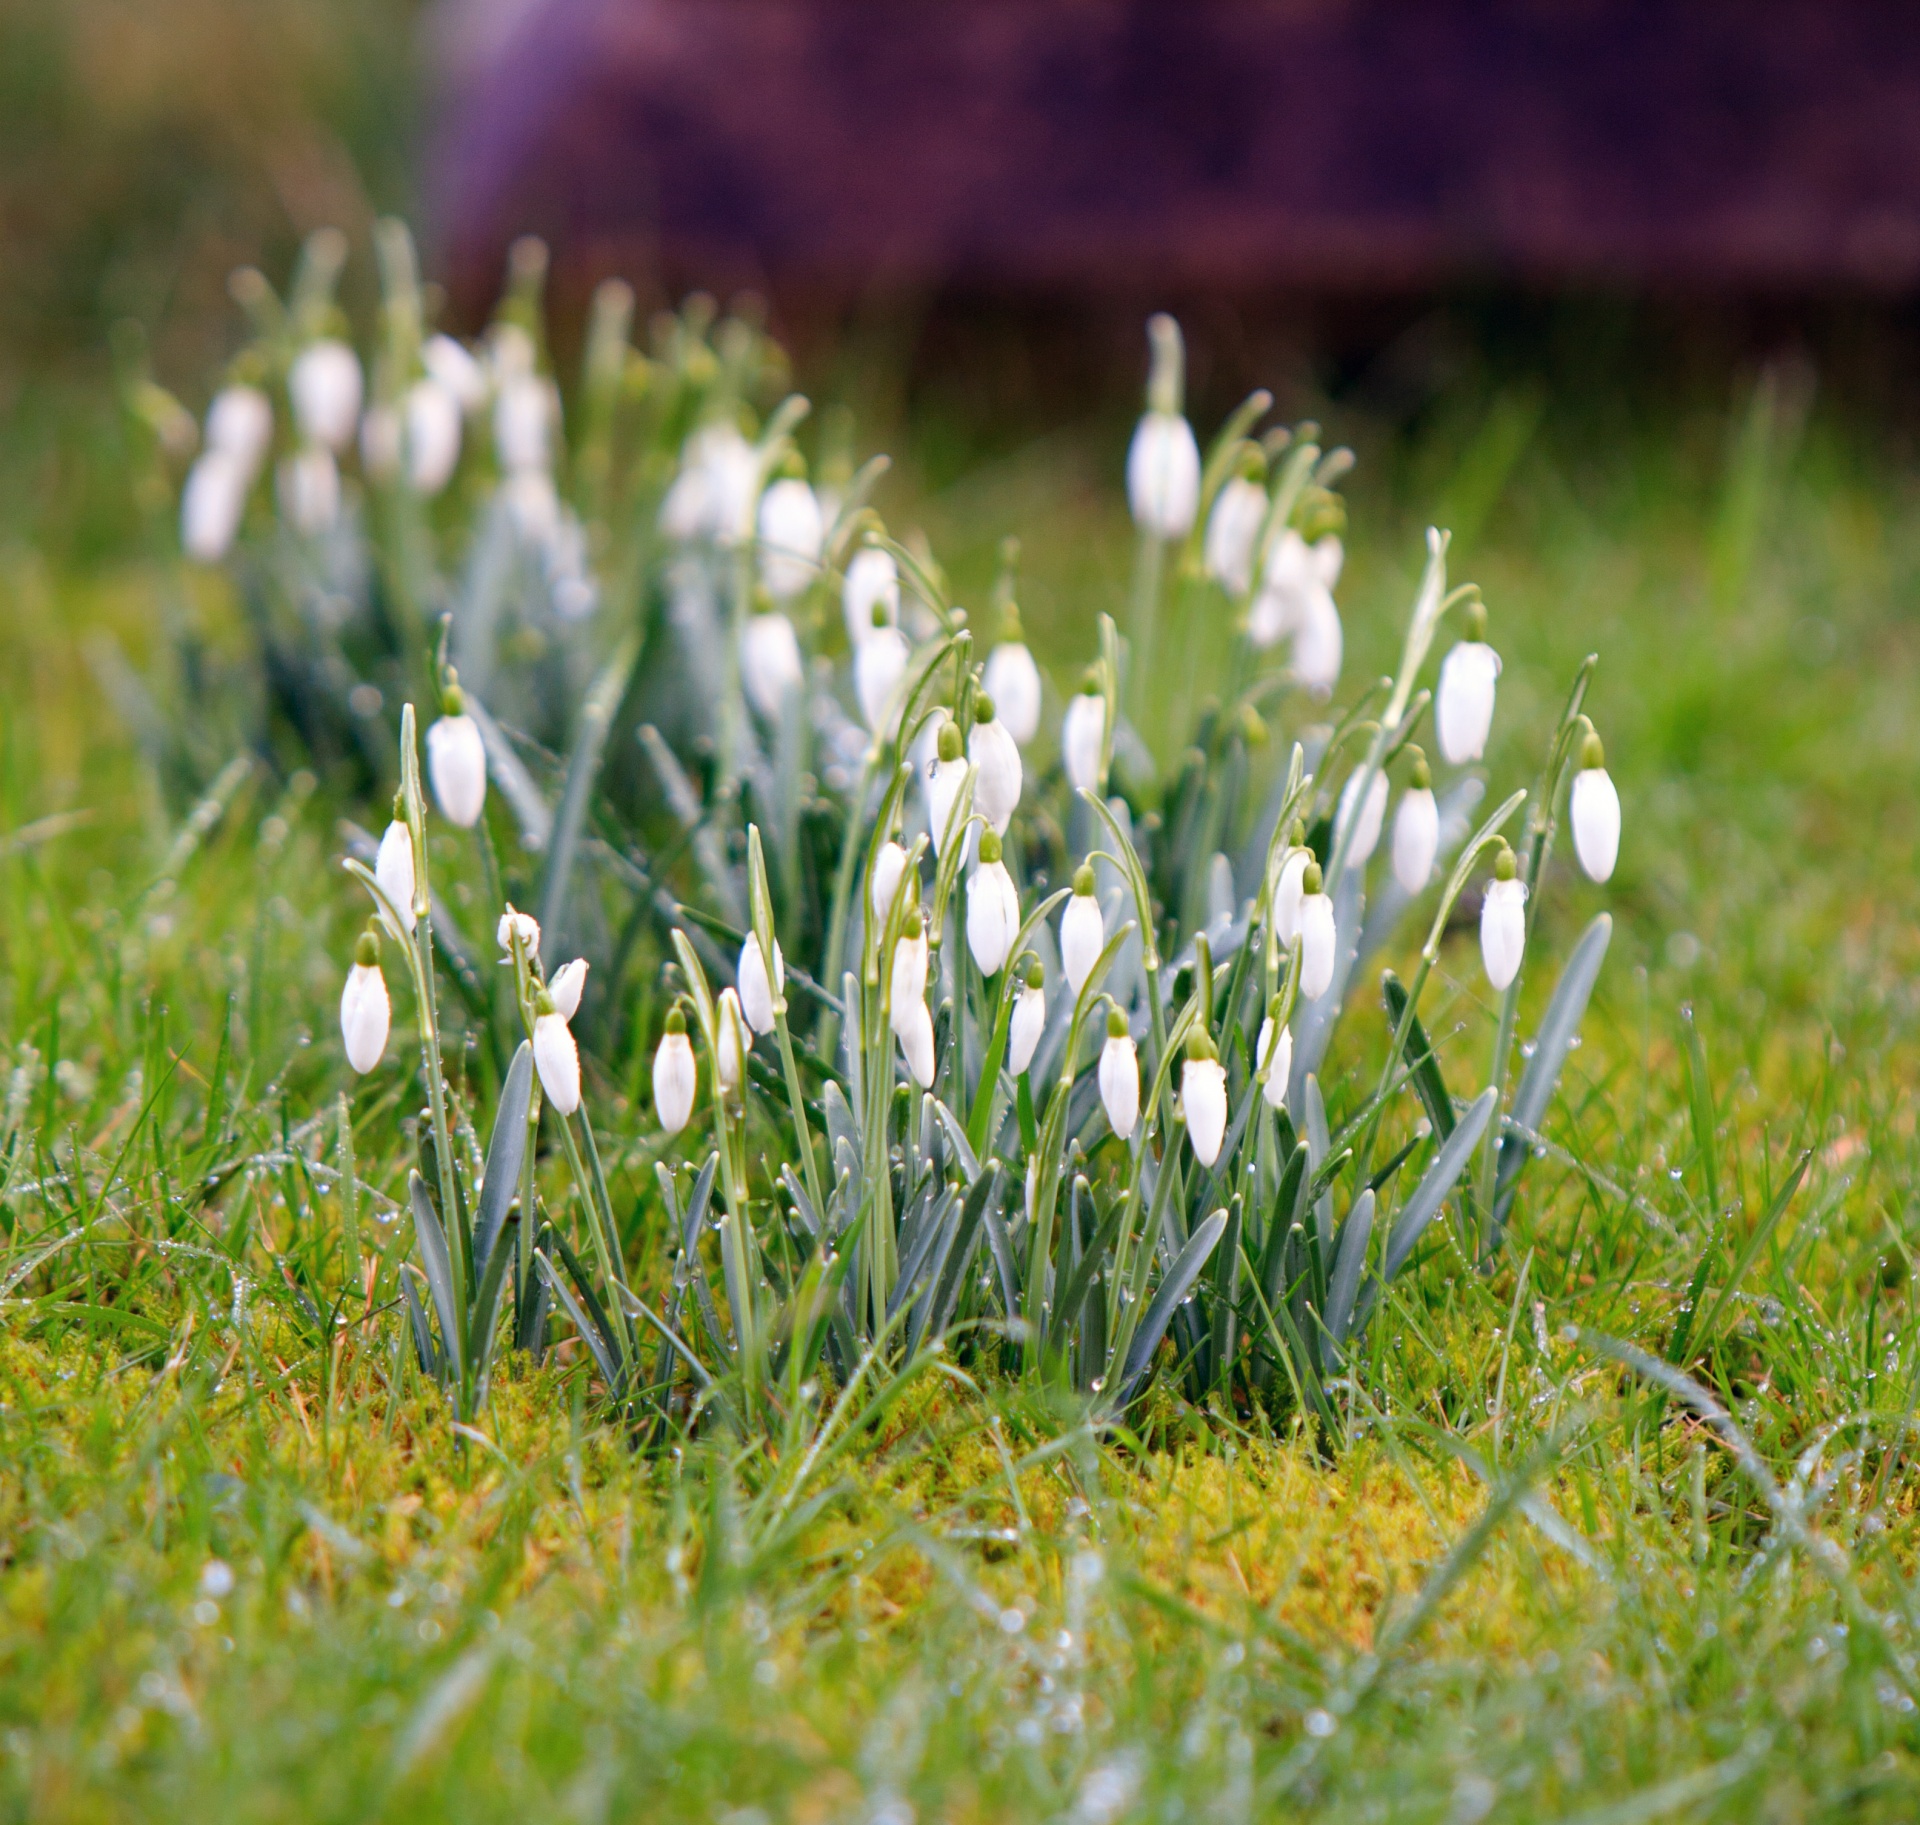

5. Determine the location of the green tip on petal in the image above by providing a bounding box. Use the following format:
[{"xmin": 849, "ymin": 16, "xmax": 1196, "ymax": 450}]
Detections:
[
  {"xmin": 1072, "ymin": 863, "xmax": 1096, "ymax": 897},
  {"xmin": 442, "ymin": 683, "xmax": 466, "ymax": 717},
  {"xmin": 870, "ymin": 600, "xmax": 889, "ymax": 628}
]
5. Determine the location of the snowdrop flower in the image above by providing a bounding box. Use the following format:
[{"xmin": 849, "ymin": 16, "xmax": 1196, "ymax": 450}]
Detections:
[
  {"xmin": 359, "ymin": 402, "xmax": 402, "ymax": 480},
  {"xmin": 854, "ymin": 614, "xmax": 910, "ymax": 734},
  {"xmin": 982, "ymin": 638, "xmax": 1042, "ymax": 745},
  {"xmin": 1298, "ymin": 860, "xmax": 1337, "ymax": 1001},
  {"xmin": 548, "ymin": 957, "xmax": 589, "ymax": 1021},
  {"xmin": 969, "ymin": 697, "xmax": 1022, "ymax": 833},
  {"xmin": 897, "ymin": 998, "xmax": 936, "ymax": 1089},
  {"xmin": 340, "ymin": 932, "xmax": 390, "ymax": 1075},
  {"xmin": 405, "ymin": 379, "xmax": 462, "ymax": 495},
  {"xmin": 660, "ymin": 422, "xmax": 759, "ymax": 544},
  {"xmin": 1392, "ymin": 752, "xmax": 1439, "ymax": 894},
  {"xmin": 1480, "ymin": 843, "xmax": 1527, "ymax": 991},
  {"xmin": 889, "ymin": 905, "xmax": 930, "ymax": 1022},
  {"xmin": 289, "ymin": 340, "xmax": 363, "ymax": 452},
  {"xmin": 1570, "ymin": 732, "xmax": 1621, "ymax": 882},
  {"xmin": 843, "ymin": 545, "xmax": 900, "ymax": 645},
  {"xmin": 1290, "ymin": 581, "xmax": 1344, "ymax": 695},
  {"xmin": 277, "ymin": 448, "xmax": 340, "ymax": 535},
  {"xmin": 758, "ymin": 476, "xmax": 824, "ymax": 600},
  {"xmin": 653, "ymin": 1007, "xmax": 697, "ymax": 1136},
  {"xmin": 1098, "ymin": 1007, "xmax": 1140, "ymax": 1139},
  {"xmin": 1436, "ymin": 607, "xmax": 1500, "ymax": 765},
  {"xmin": 205, "ymin": 384, "xmax": 272, "ymax": 475},
  {"xmin": 1204, "ymin": 472, "xmax": 1267, "ymax": 596},
  {"xmin": 422, "ymin": 333, "xmax": 488, "ymax": 410},
  {"xmin": 736, "ymin": 931, "xmax": 784, "ymax": 1035},
  {"xmin": 1336, "ymin": 768, "xmax": 1388, "ymax": 865},
  {"xmin": 493, "ymin": 374, "xmax": 553, "ymax": 474},
  {"xmin": 1181, "ymin": 1030, "xmax": 1228, "ymax": 1167},
  {"xmin": 1060, "ymin": 864, "xmax": 1104, "ymax": 998},
  {"xmin": 1009, "ymin": 957, "xmax": 1046, "ymax": 1076},
  {"xmin": 966, "ymin": 829, "xmax": 1021, "ymax": 977},
  {"xmin": 503, "ymin": 469, "xmax": 560, "ymax": 543},
  {"xmin": 427, "ymin": 690, "xmax": 488, "ymax": 827},
  {"xmin": 1256, "ymin": 999, "xmax": 1293, "ymax": 1110},
  {"xmin": 533, "ymin": 990, "xmax": 581, "ymax": 1115},
  {"xmin": 374, "ymin": 816, "xmax": 416, "ymax": 933},
  {"xmin": 1247, "ymin": 531, "xmax": 1325, "ymax": 647},
  {"xmin": 715, "ymin": 988, "xmax": 747, "ymax": 1092},
  {"xmin": 924, "ymin": 720, "xmax": 969, "ymax": 859},
  {"xmin": 870, "ymin": 840, "xmax": 911, "ymax": 925},
  {"xmin": 741, "ymin": 611, "xmax": 803, "ymax": 719},
  {"xmin": 497, "ymin": 906, "xmax": 540, "ymax": 961},
  {"xmin": 1126, "ymin": 315, "xmax": 1200, "ymax": 538},
  {"xmin": 1061, "ymin": 685, "xmax": 1106, "ymax": 795},
  {"xmin": 180, "ymin": 450, "xmax": 249, "ymax": 561},
  {"xmin": 1269, "ymin": 835, "xmax": 1310, "ymax": 942}
]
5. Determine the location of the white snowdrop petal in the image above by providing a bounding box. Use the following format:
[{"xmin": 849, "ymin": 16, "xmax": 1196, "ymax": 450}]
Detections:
[
  {"xmin": 1392, "ymin": 788, "xmax": 1440, "ymax": 895},
  {"xmin": 1436, "ymin": 642, "xmax": 1501, "ymax": 765},
  {"xmin": 741, "ymin": 612, "xmax": 804, "ymax": 719},
  {"xmin": 736, "ymin": 933, "xmax": 784, "ymax": 1035},
  {"xmin": 870, "ymin": 842, "xmax": 911, "ymax": 924},
  {"xmin": 969, "ymin": 719, "xmax": 1023, "ymax": 832},
  {"xmin": 898, "ymin": 1000, "xmax": 936, "ymax": 1088},
  {"xmin": 1099, "ymin": 1035, "xmax": 1140, "ymax": 1139},
  {"xmin": 715, "ymin": 990, "xmax": 747, "ymax": 1090},
  {"xmin": 1183, "ymin": 1058, "xmax": 1228, "ymax": 1166},
  {"xmin": 277, "ymin": 449, "xmax": 340, "ymax": 535},
  {"xmin": 1291, "ymin": 585, "xmax": 1344, "ymax": 694},
  {"xmin": 843, "ymin": 546, "xmax": 900, "ymax": 645},
  {"xmin": 1009, "ymin": 985, "xmax": 1046, "ymax": 1076},
  {"xmin": 1337, "ymin": 770, "xmax": 1389, "ymax": 865},
  {"xmin": 1126, "ymin": 412, "xmax": 1201, "ymax": 539},
  {"xmin": 494, "ymin": 375, "xmax": 553, "ymax": 474},
  {"xmin": 1204, "ymin": 476, "xmax": 1267, "ymax": 596},
  {"xmin": 925, "ymin": 756, "xmax": 969, "ymax": 859},
  {"xmin": 758, "ymin": 478, "xmax": 824, "ymax": 600},
  {"xmin": 889, "ymin": 932, "xmax": 930, "ymax": 1023},
  {"xmin": 375, "ymin": 820, "xmax": 417, "ymax": 933},
  {"xmin": 426, "ymin": 712, "xmax": 488, "ymax": 827},
  {"xmin": 1257, "ymin": 1018, "xmax": 1293, "ymax": 1109},
  {"xmin": 405, "ymin": 379, "xmax": 463, "ymax": 495},
  {"xmin": 340, "ymin": 963, "xmax": 390, "ymax": 1075},
  {"xmin": 1060, "ymin": 892, "xmax": 1105, "ymax": 997},
  {"xmin": 289, "ymin": 340, "xmax": 363, "ymax": 451},
  {"xmin": 360, "ymin": 403, "xmax": 402, "ymax": 480},
  {"xmin": 533, "ymin": 1011, "xmax": 581, "ymax": 1114},
  {"xmin": 653, "ymin": 1032, "xmax": 697, "ymax": 1135},
  {"xmin": 1480, "ymin": 877, "xmax": 1528, "ymax": 990},
  {"xmin": 1061, "ymin": 694, "xmax": 1106, "ymax": 794},
  {"xmin": 982, "ymin": 643, "xmax": 1043, "ymax": 745},
  {"xmin": 1571, "ymin": 768, "xmax": 1621, "ymax": 882},
  {"xmin": 181, "ymin": 451, "xmax": 249, "ymax": 561},
  {"xmin": 497, "ymin": 909, "xmax": 541, "ymax": 960},
  {"xmin": 855, "ymin": 625, "xmax": 910, "ymax": 733},
  {"xmin": 1300, "ymin": 893, "xmax": 1337, "ymax": 1001},
  {"xmin": 423, "ymin": 334, "xmax": 487, "ymax": 410},
  {"xmin": 549, "ymin": 958, "xmax": 589, "ymax": 1022},
  {"xmin": 966, "ymin": 860, "xmax": 1021, "ymax": 977},
  {"xmin": 205, "ymin": 385, "xmax": 272, "ymax": 475}
]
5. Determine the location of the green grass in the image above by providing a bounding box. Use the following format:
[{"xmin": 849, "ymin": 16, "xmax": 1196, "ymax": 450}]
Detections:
[{"xmin": 7, "ymin": 359, "xmax": 1920, "ymax": 1820}]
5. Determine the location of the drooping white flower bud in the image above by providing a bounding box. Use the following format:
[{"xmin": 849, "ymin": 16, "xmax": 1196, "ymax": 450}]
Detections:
[
  {"xmin": 181, "ymin": 451, "xmax": 249, "ymax": 561},
  {"xmin": 1060, "ymin": 864, "xmax": 1104, "ymax": 998},
  {"xmin": 290, "ymin": 340, "xmax": 363, "ymax": 452},
  {"xmin": 405, "ymin": 378, "xmax": 462, "ymax": 495},
  {"xmin": 924, "ymin": 719, "xmax": 969, "ymax": 858},
  {"xmin": 1008, "ymin": 956, "xmax": 1046, "ymax": 1076},
  {"xmin": 340, "ymin": 932, "xmax": 390, "ymax": 1075},
  {"xmin": 1181, "ymin": 1032, "xmax": 1228, "ymax": 1167},
  {"xmin": 533, "ymin": 1005, "xmax": 581, "ymax": 1114},
  {"xmin": 1127, "ymin": 412, "xmax": 1201, "ymax": 541},
  {"xmin": 1256, "ymin": 1003, "xmax": 1293, "ymax": 1110},
  {"xmin": 1270, "ymin": 840, "xmax": 1311, "ymax": 943},
  {"xmin": 1336, "ymin": 769, "xmax": 1388, "ymax": 865},
  {"xmin": 1392, "ymin": 753, "xmax": 1439, "ymax": 894},
  {"xmin": 757, "ymin": 477, "xmax": 824, "ymax": 601},
  {"xmin": 1436, "ymin": 610, "xmax": 1501, "ymax": 765},
  {"xmin": 889, "ymin": 906, "xmax": 930, "ymax": 1024},
  {"xmin": 497, "ymin": 906, "xmax": 541, "ymax": 961},
  {"xmin": 715, "ymin": 987, "xmax": 747, "ymax": 1092},
  {"xmin": 968, "ymin": 699, "xmax": 1022, "ymax": 833},
  {"xmin": 854, "ymin": 620, "xmax": 910, "ymax": 734},
  {"xmin": 870, "ymin": 840, "xmax": 911, "ymax": 924},
  {"xmin": 982, "ymin": 641, "xmax": 1042, "ymax": 745},
  {"xmin": 494, "ymin": 374, "xmax": 554, "ymax": 474},
  {"xmin": 966, "ymin": 829, "xmax": 1020, "ymax": 977},
  {"xmin": 1291, "ymin": 584, "xmax": 1344, "ymax": 696},
  {"xmin": 549, "ymin": 957, "xmax": 589, "ymax": 1021},
  {"xmin": 1480, "ymin": 845, "xmax": 1527, "ymax": 991},
  {"xmin": 375, "ymin": 818, "xmax": 417, "ymax": 933},
  {"xmin": 653, "ymin": 1007, "xmax": 696, "ymax": 1135},
  {"xmin": 1098, "ymin": 1007, "xmax": 1140, "ymax": 1139},
  {"xmin": 1247, "ymin": 530, "xmax": 1321, "ymax": 647},
  {"xmin": 422, "ymin": 334, "xmax": 488, "ymax": 411},
  {"xmin": 1298, "ymin": 860, "xmax": 1336, "ymax": 1001},
  {"xmin": 206, "ymin": 385, "xmax": 273, "ymax": 476},
  {"xmin": 843, "ymin": 546, "xmax": 900, "ymax": 645},
  {"xmin": 740, "ymin": 611, "xmax": 804, "ymax": 719},
  {"xmin": 1061, "ymin": 687, "xmax": 1106, "ymax": 794},
  {"xmin": 1570, "ymin": 733, "xmax": 1620, "ymax": 882},
  {"xmin": 736, "ymin": 932, "xmax": 784, "ymax": 1035},
  {"xmin": 897, "ymin": 998, "xmax": 936, "ymax": 1088},
  {"xmin": 427, "ymin": 695, "xmax": 488, "ymax": 827},
  {"xmin": 660, "ymin": 422, "xmax": 759, "ymax": 544},
  {"xmin": 277, "ymin": 449, "xmax": 340, "ymax": 535},
  {"xmin": 1204, "ymin": 473, "xmax": 1267, "ymax": 596}
]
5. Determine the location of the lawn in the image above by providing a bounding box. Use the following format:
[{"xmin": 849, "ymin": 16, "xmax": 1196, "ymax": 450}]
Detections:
[{"xmin": 5, "ymin": 298, "xmax": 1920, "ymax": 1825}]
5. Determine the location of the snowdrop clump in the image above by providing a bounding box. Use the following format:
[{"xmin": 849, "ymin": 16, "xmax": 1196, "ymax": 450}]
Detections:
[{"xmin": 183, "ymin": 224, "xmax": 1628, "ymax": 1441}]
